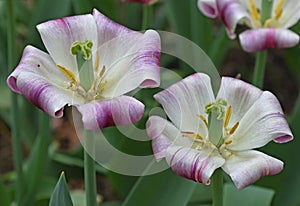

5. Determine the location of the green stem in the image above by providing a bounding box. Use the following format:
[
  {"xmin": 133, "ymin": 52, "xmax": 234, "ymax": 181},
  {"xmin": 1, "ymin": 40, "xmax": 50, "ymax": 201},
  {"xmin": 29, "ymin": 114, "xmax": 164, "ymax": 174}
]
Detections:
[
  {"xmin": 142, "ymin": 5, "xmax": 152, "ymax": 30},
  {"xmin": 211, "ymin": 169, "xmax": 223, "ymax": 206},
  {"xmin": 6, "ymin": 0, "xmax": 24, "ymax": 204},
  {"xmin": 252, "ymin": 51, "xmax": 267, "ymax": 88},
  {"xmin": 84, "ymin": 131, "xmax": 97, "ymax": 206}
]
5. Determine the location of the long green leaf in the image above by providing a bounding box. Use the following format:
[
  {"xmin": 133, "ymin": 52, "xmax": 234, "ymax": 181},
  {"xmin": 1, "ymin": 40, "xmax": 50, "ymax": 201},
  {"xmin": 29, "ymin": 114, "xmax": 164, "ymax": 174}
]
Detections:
[
  {"xmin": 49, "ymin": 172, "xmax": 73, "ymax": 206},
  {"xmin": 223, "ymin": 183, "xmax": 274, "ymax": 206},
  {"xmin": 122, "ymin": 166, "xmax": 196, "ymax": 206}
]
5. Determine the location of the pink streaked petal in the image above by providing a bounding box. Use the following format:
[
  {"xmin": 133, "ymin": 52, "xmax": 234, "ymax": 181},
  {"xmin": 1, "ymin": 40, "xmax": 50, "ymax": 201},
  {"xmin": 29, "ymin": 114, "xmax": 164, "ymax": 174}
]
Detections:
[
  {"xmin": 239, "ymin": 28, "xmax": 300, "ymax": 52},
  {"xmin": 76, "ymin": 96, "xmax": 144, "ymax": 130},
  {"xmin": 7, "ymin": 46, "xmax": 72, "ymax": 94},
  {"xmin": 121, "ymin": 0, "xmax": 158, "ymax": 5},
  {"xmin": 154, "ymin": 73, "xmax": 214, "ymax": 134},
  {"xmin": 166, "ymin": 146, "xmax": 225, "ymax": 185},
  {"xmin": 216, "ymin": 0, "xmax": 251, "ymax": 39},
  {"xmin": 98, "ymin": 29, "xmax": 160, "ymax": 98},
  {"xmin": 227, "ymin": 91, "xmax": 293, "ymax": 151},
  {"xmin": 197, "ymin": 0, "xmax": 218, "ymax": 18},
  {"xmin": 15, "ymin": 72, "xmax": 83, "ymax": 117},
  {"xmin": 217, "ymin": 77, "xmax": 263, "ymax": 130},
  {"xmin": 36, "ymin": 14, "xmax": 97, "ymax": 74},
  {"xmin": 146, "ymin": 116, "xmax": 192, "ymax": 160},
  {"xmin": 93, "ymin": 9, "xmax": 134, "ymax": 46},
  {"xmin": 222, "ymin": 150, "xmax": 283, "ymax": 189}
]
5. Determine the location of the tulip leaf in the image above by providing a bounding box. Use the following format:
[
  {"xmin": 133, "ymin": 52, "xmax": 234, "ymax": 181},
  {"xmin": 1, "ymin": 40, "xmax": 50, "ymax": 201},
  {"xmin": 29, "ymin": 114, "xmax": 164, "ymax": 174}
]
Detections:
[
  {"xmin": 223, "ymin": 183, "xmax": 274, "ymax": 206},
  {"xmin": 122, "ymin": 166, "xmax": 197, "ymax": 206},
  {"xmin": 49, "ymin": 172, "xmax": 73, "ymax": 206},
  {"xmin": 0, "ymin": 180, "xmax": 12, "ymax": 206}
]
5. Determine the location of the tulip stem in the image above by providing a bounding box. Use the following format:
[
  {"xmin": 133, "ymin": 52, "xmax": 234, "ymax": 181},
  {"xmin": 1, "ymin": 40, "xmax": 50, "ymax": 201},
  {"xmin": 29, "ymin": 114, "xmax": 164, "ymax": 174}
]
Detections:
[
  {"xmin": 7, "ymin": 0, "xmax": 24, "ymax": 204},
  {"xmin": 212, "ymin": 168, "xmax": 223, "ymax": 206},
  {"xmin": 84, "ymin": 131, "xmax": 97, "ymax": 206},
  {"xmin": 142, "ymin": 5, "xmax": 152, "ymax": 30},
  {"xmin": 252, "ymin": 51, "xmax": 267, "ymax": 88}
]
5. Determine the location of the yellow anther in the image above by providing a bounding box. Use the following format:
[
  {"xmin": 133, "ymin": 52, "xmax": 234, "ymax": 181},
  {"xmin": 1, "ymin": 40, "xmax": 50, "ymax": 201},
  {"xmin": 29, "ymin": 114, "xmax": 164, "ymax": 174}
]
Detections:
[
  {"xmin": 57, "ymin": 65, "xmax": 78, "ymax": 86},
  {"xmin": 94, "ymin": 50, "xmax": 100, "ymax": 73},
  {"xmin": 249, "ymin": 0, "xmax": 260, "ymax": 21},
  {"xmin": 197, "ymin": 114, "xmax": 208, "ymax": 128},
  {"xmin": 224, "ymin": 105, "xmax": 232, "ymax": 128},
  {"xmin": 229, "ymin": 122, "xmax": 239, "ymax": 135},
  {"xmin": 182, "ymin": 131, "xmax": 204, "ymax": 140},
  {"xmin": 274, "ymin": 0, "xmax": 284, "ymax": 20},
  {"xmin": 225, "ymin": 140, "xmax": 232, "ymax": 145},
  {"xmin": 99, "ymin": 65, "xmax": 106, "ymax": 78}
]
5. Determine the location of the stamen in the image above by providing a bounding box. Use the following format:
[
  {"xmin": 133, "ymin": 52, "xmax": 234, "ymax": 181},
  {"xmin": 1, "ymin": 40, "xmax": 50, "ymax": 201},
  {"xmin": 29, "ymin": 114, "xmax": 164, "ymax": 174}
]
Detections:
[
  {"xmin": 99, "ymin": 65, "xmax": 106, "ymax": 78},
  {"xmin": 225, "ymin": 140, "xmax": 232, "ymax": 145},
  {"xmin": 94, "ymin": 50, "xmax": 100, "ymax": 73},
  {"xmin": 182, "ymin": 131, "xmax": 204, "ymax": 140},
  {"xmin": 57, "ymin": 65, "xmax": 78, "ymax": 86},
  {"xmin": 224, "ymin": 105, "xmax": 232, "ymax": 128},
  {"xmin": 229, "ymin": 122, "xmax": 239, "ymax": 135},
  {"xmin": 249, "ymin": 0, "xmax": 260, "ymax": 21},
  {"xmin": 197, "ymin": 114, "xmax": 208, "ymax": 128},
  {"xmin": 274, "ymin": 0, "xmax": 284, "ymax": 20}
]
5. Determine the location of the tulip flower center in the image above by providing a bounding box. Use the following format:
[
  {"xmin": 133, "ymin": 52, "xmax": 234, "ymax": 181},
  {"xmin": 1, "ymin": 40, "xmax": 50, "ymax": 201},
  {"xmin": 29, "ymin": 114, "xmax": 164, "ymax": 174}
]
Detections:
[
  {"xmin": 248, "ymin": 0, "xmax": 286, "ymax": 28},
  {"xmin": 57, "ymin": 40, "xmax": 108, "ymax": 102},
  {"xmin": 182, "ymin": 99, "xmax": 240, "ymax": 159}
]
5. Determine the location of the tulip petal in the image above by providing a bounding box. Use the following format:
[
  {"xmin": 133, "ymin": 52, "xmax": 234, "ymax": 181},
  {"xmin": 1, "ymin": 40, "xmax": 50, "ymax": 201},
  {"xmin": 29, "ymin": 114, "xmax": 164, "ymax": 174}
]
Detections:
[
  {"xmin": 216, "ymin": 0, "xmax": 251, "ymax": 39},
  {"xmin": 147, "ymin": 116, "xmax": 225, "ymax": 184},
  {"xmin": 93, "ymin": 9, "xmax": 134, "ymax": 45},
  {"xmin": 154, "ymin": 73, "xmax": 215, "ymax": 135},
  {"xmin": 166, "ymin": 146, "xmax": 225, "ymax": 185},
  {"xmin": 217, "ymin": 77, "xmax": 263, "ymax": 129},
  {"xmin": 197, "ymin": 0, "xmax": 218, "ymax": 18},
  {"xmin": 7, "ymin": 46, "xmax": 83, "ymax": 117},
  {"xmin": 222, "ymin": 150, "xmax": 283, "ymax": 189},
  {"xmin": 146, "ymin": 116, "xmax": 193, "ymax": 160},
  {"xmin": 76, "ymin": 96, "xmax": 144, "ymax": 130},
  {"xmin": 226, "ymin": 91, "xmax": 293, "ymax": 151},
  {"xmin": 37, "ymin": 14, "xmax": 98, "ymax": 74},
  {"xmin": 274, "ymin": 0, "xmax": 300, "ymax": 28},
  {"xmin": 239, "ymin": 28, "xmax": 300, "ymax": 52},
  {"xmin": 97, "ymin": 30, "xmax": 160, "ymax": 98}
]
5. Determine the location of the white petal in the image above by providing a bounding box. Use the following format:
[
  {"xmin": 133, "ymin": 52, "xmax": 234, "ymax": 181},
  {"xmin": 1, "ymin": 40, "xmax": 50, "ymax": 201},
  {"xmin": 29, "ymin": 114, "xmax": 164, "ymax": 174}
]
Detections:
[
  {"xmin": 7, "ymin": 46, "xmax": 84, "ymax": 117},
  {"xmin": 98, "ymin": 30, "xmax": 161, "ymax": 97},
  {"xmin": 154, "ymin": 73, "xmax": 215, "ymax": 136},
  {"xmin": 146, "ymin": 116, "xmax": 225, "ymax": 184},
  {"xmin": 227, "ymin": 91, "xmax": 293, "ymax": 151},
  {"xmin": 222, "ymin": 150, "xmax": 283, "ymax": 189},
  {"xmin": 272, "ymin": 0, "xmax": 300, "ymax": 28},
  {"xmin": 37, "ymin": 14, "xmax": 98, "ymax": 75},
  {"xmin": 146, "ymin": 116, "xmax": 194, "ymax": 160},
  {"xmin": 217, "ymin": 77, "xmax": 263, "ymax": 128}
]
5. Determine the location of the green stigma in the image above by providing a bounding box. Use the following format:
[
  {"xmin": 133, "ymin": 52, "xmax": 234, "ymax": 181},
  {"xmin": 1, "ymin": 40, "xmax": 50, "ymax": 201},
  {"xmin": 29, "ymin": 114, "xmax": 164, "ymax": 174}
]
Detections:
[
  {"xmin": 205, "ymin": 98, "xmax": 227, "ymax": 120},
  {"xmin": 70, "ymin": 40, "xmax": 93, "ymax": 60}
]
